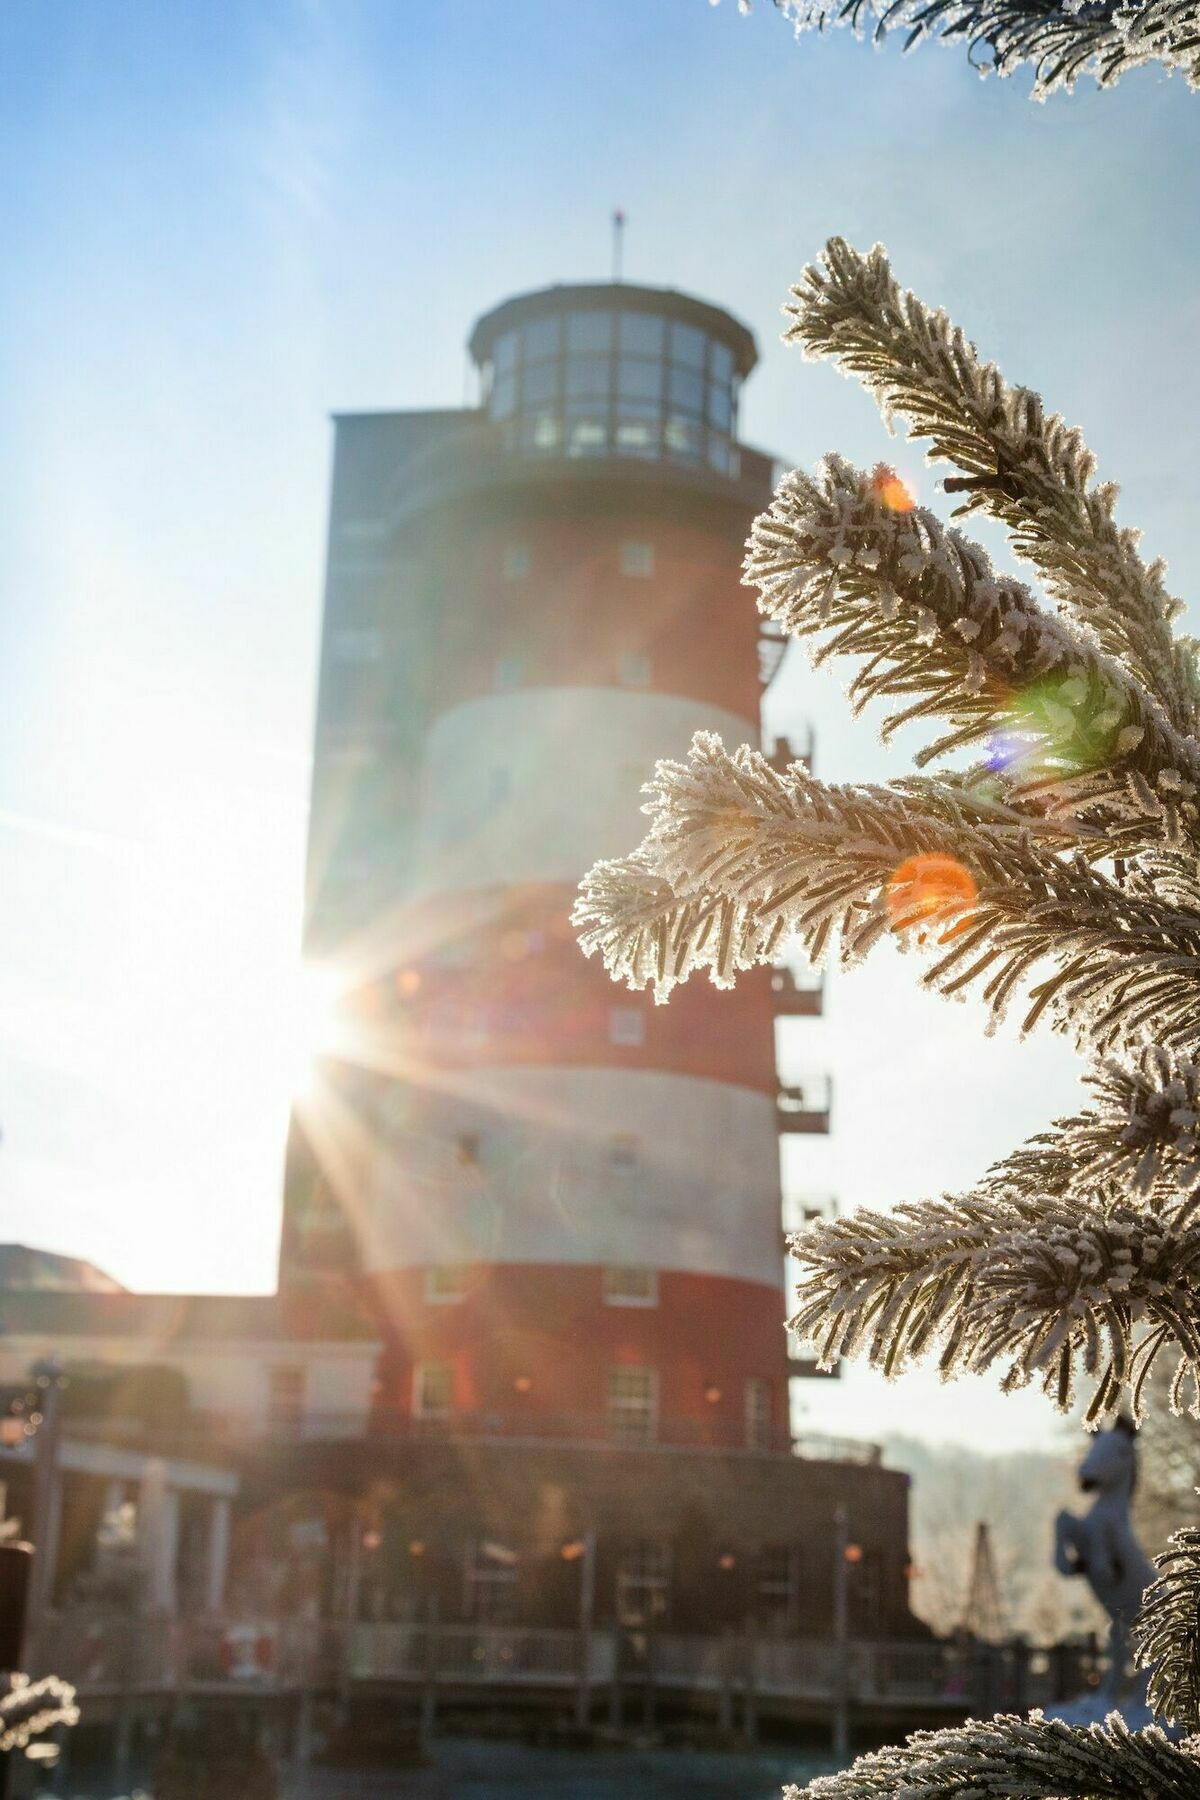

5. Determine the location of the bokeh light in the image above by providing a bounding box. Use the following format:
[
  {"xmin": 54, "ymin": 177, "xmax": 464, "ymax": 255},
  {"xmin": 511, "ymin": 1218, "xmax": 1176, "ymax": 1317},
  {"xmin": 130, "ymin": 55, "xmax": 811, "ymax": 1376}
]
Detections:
[
  {"xmin": 871, "ymin": 465, "xmax": 916, "ymax": 513},
  {"xmin": 886, "ymin": 854, "xmax": 978, "ymax": 940}
]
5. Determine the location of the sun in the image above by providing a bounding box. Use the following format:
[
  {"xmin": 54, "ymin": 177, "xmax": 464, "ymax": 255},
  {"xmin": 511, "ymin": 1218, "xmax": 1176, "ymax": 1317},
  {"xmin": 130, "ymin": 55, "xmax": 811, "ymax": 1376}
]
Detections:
[{"xmin": 288, "ymin": 962, "xmax": 352, "ymax": 1098}]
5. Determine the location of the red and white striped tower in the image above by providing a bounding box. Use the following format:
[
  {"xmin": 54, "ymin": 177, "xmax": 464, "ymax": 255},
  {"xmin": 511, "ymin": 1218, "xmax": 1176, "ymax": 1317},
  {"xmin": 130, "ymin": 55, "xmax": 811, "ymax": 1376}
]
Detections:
[{"xmin": 281, "ymin": 280, "xmax": 829, "ymax": 1452}]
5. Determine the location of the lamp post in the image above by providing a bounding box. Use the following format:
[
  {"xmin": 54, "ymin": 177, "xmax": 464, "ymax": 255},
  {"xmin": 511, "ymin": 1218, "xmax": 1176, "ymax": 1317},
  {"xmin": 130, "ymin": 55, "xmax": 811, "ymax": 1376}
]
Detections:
[{"xmin": 24, "ymin": 1359, "xmax": 65, "ymax": 1672}]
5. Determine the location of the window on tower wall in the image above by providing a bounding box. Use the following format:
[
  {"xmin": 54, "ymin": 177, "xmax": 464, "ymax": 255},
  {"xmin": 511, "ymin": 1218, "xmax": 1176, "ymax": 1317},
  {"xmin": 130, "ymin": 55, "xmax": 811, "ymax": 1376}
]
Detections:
[
  {"xmin": 413, "ymin": 1361, "xmax": 454, "ymax": 1420},
  {"xmin": 493, "ymin": 653, "xmax": 524, "ymax": 690},
  {"xmin": 603, "ymin": 1266, "xmax": 657, "ymax": 1307},
  {"xmin": 618, "ymin": 651, "xmax": 651, "ymax": 687},
  {"xmin": 609, "ymin": 1132, "xmax": 638, "ymax": 1170},
  {"xmin": 744, "ymin": 1377, "xmax": 773, "ymax": 1451},
  {"xmin": 608, "ymin": 1007, "xmax": 644, "ymax": 1047},
  {"xmin": 424, "ymin": 1265, "xmax": 466, "ymax": 1304},
  {"xmin": 607, "ymin": 1366, "xmax": 657, "ymax": 1443},
  {"xmin": 501, "ymin": 543, "xmax": 530, "ymax": 580},
  {"xmin": 619, "ymin": 540, "xmax": 654, "ymax": 577}
]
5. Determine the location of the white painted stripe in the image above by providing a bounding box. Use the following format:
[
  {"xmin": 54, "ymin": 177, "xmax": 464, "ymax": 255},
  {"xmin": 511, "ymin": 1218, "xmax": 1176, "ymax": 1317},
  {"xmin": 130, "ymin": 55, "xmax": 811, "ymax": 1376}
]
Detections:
[
  {"xmin": 362, "ymin": 1067, "xmax": 784, "ymax": 1289},
  {"xmin": 415, "ymin": 687, "xmax": 758, "ymax": 894}
]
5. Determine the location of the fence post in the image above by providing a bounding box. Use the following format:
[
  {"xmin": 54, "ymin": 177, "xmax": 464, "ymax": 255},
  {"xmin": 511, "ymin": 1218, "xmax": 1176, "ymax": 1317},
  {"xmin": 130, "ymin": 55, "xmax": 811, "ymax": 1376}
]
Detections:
[
  {"xmin": 718, "ymin": 1630, "xmax": 734, "ymax": 1736},
  {"xmin": 742, "ymin": 1636, "xmax": 758, "ymax": 1748},
  {"xmin": 420, "ymin": 1596, "xmax": 439, "ymax": 1744},
  {"xmin": 575, "ymin": 1529, "xmax": 595, "ymax": 1730},
  {"xmin": 831, "ymin": 1503, "xmax": 850, "ymax": 1766}
]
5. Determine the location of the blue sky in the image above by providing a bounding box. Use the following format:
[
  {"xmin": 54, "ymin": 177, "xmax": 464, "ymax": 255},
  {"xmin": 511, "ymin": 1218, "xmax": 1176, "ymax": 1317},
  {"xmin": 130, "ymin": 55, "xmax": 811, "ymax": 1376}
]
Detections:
[{"xmin": 1, "ymin": 0, "xmax": 1198, "ymax": 1448}]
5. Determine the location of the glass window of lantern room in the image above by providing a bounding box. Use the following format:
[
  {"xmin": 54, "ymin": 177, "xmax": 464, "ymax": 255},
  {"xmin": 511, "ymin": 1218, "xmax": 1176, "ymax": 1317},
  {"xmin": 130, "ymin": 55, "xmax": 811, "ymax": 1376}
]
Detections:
[
  {"xmin": 615, "ymin": 413, "xmax": 659, "ymax": 459},
  {"xmin": 607, "ymin": 1365, "xmax": 657, "ymax": 1443},
  {"xmin": 521, "ymin": 361, "xmax": 558, "ymax": 408},
  {"xmin": 493, "ymin": 331, "xmax": 518, "ymax": 375},
  {"xmin": 617, "ymin": 357, "xmax": 661, "ymax": 403},
  {"xmin": 491, "ymin": 372, "xmax": 517, "ymax": 419},
  {"xmin": 566, "ymin": 310, "xmax": 613, "ymax": 353},
  {"xmin": 618, "ymin": 312, "xmax": 665, "ymax": 356},
  {"xmin": 522, "ymin": 315, "xmax": 561, "ymax": 361},
  {"xmin": 669, "ymin": 321, "xmax": 706, "ymax": 370},
  {"xmin": 744, "ymin": 1377, "xmax": 772, "ymax": 1450},
  {"xmin": 566, "ymin": 355, "xmax": 611, "ymax": 400},
  {"xmin": 710, "ymin": 340, "xmax": 734, "ymax": 384}
]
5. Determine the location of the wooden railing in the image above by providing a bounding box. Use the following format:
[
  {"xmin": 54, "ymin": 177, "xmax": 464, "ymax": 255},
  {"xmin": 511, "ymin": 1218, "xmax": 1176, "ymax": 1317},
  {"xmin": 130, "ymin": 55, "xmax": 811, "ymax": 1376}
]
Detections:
[{"xmin": 35, "ymin": 1614, "xmax": 1105, "ymax": 1716}]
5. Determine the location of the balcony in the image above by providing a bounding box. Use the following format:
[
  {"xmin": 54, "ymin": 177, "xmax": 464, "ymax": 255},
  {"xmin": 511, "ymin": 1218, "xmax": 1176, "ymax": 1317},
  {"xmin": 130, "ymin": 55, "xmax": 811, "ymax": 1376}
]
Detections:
[
  {"xmin": 776, "ymin": 1076, "xmax": 832, "ymax": 1134},
  {"xmin": 764, "ymin": 731, "xmax": 814, "ymax": 773},
  {"xmin": 770, "ymin": 965, "xmax": 823, "ymax": 1017},
  {"xmin": 758, "ymin": 618, "xmax": 788, "ymax": 687}
]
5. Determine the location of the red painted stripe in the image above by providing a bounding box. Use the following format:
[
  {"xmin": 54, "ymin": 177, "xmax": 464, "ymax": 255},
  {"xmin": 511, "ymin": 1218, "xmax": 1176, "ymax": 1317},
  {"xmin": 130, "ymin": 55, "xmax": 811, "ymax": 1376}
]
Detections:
[
  {"xmin": 342, "ymin": 886, "xmax": 780, "ymax": 1093},
  {"xmin": 365, "ymin": 1266, "xmax": 791, "ymax": 1447}
]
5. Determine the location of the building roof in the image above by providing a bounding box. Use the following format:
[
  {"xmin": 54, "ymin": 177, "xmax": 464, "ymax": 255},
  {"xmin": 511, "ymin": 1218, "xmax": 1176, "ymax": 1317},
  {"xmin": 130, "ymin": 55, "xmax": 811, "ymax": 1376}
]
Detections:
[
  {"xmin": 0, "ymin": 1282, "xmax": 380, "ymax": 1345},
  {"xmin": 468, "ymin": 281, "xmax": 758, "ymax": 377},
  {"xmin": 0, "ymin": 1243, "xmax": 125, "ymax": 1294}
]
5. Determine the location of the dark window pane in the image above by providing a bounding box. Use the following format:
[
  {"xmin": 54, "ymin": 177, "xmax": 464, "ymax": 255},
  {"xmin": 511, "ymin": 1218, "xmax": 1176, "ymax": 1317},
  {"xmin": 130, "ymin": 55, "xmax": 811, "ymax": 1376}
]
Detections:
[
  {"xmin": 567, "ymin": 311, "xmax": 613, "ymax": 353},
  {"xmin": 618, "ymin": 357, "xmax": 661, "ymax": 402},
  {"xmin": 619, "ymin": 313, "xmax": 665, "ymax": 356},
  {"xmin": 707, "ymin": 380, "xmax": 732, "ymax": 430},
  {"xmin": 523, "ymin": 316, "xmax": 561, "ymax": 361},
  {"xmin": 665, "ymin": 416, "xmax": 704, "ymax": 462},
  {"xmin": 521, "ymin": 362, "xmax": 558, "ymax": 407},
  {"xmin": 668, "ymin": 367, "xmax": 705, "ymax": 416},
  {"xmin": 710, "ymin": 341, "xmax": 734, "ymax": 383},
  {"xmin": 492, "ymin": 372, "xmax": 516, "ymax": 419},
  {"xmin": 617, "ymin": 398, "xmax": 660, "ymax": 421},
  {"xmin": 707, "ymin": 434, "xmax": 733, "ymax": 474},
  {"xmin": 565, "ymin": 354, "xmax": 611, "ymax": 399},
  {"xmin": 669, "ymin": 322, "xmax": 706, "ymax": 370},
  {"xmin": 494, "ymin": 331, "xmax": 518, "ymax": 375}
]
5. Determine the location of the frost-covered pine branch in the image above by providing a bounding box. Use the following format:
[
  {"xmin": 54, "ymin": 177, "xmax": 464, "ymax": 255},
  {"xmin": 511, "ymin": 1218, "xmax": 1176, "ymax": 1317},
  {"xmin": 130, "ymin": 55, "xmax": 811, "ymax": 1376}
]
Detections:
[
  {"xmin": 575, "ymin": 736, "xmax": 1200, "ymax": 1047},
  {"xmin": 716, "ymin": 0, "xmax": 1200, "ymax": 101},
  {"xmin": 790, "ymin": 1712, "xmax": 1200, "ymax": 1797},
  {"xmin": 1132, "ymin": 1525, "xmax": 1200, "ymax": 1729},
  {"xmin": 575, "ymin": 236, "xmax": 1200, "ymax": 1777},
  {"xmin": 0, "ymin": 1673, "xmax": 78, "ymax": 1755},
  {"xmin": 783, "ymin": 242, "xmax": 1200, "ymax": 737}
]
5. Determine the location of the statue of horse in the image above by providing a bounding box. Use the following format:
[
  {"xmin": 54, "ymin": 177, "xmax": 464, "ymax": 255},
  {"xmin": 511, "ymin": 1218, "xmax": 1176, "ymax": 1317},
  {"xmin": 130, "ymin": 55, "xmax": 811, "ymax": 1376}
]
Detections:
[{"xmin": 1054, "ymin": 1415, "xmax": 1156, "ymax": 1702}]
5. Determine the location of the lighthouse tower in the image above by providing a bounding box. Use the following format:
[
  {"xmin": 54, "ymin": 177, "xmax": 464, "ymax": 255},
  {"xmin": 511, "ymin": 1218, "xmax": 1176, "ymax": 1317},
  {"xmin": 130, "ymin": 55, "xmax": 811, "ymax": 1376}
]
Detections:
[{"xmin": 280, "ymin": 280, "xmax": 830, "ymax": 1455}]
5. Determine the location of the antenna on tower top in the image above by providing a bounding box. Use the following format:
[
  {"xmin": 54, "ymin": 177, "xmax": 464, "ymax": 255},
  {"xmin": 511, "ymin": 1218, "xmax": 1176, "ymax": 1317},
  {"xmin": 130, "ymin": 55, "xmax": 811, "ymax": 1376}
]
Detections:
[{"xmin": 611, "ymin": 209, "xmax": 626, "ymax": 283}]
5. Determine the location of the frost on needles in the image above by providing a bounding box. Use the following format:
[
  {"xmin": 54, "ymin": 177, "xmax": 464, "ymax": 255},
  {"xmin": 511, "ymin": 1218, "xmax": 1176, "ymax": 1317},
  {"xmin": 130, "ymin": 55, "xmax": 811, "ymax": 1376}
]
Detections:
[
  {"xmin": 715, "ymin": 0, "xmax": 1200, "ymax": 99},
  {"xmin": 573, "ymin": 237, "xmax": 1200, "ymax": 1788}
]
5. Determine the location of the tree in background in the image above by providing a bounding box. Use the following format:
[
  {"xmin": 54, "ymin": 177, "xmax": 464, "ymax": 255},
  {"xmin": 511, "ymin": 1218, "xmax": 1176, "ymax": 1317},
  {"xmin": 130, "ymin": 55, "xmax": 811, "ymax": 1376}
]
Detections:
[
  {"xmin": 576, "ymin": 236, "xmax": 1200, "ymax": 1793},
  {"xmin": 715, "ymin": 0, "xmax": 1200, "ymax": 99}
]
